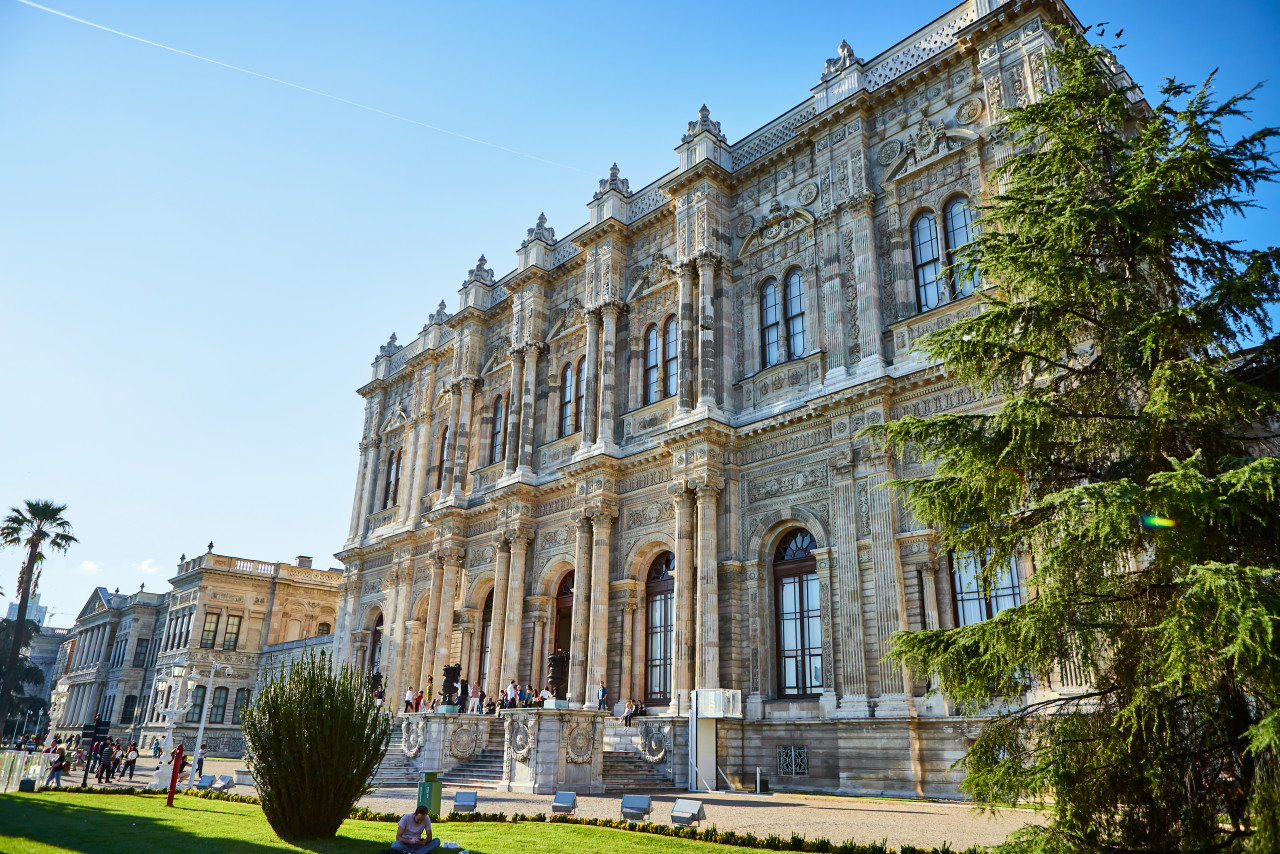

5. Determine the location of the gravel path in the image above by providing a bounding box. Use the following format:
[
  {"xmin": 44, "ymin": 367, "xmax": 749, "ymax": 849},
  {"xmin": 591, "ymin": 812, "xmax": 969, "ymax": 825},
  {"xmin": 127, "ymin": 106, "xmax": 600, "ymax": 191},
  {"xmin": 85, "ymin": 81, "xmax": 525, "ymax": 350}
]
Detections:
[{"xmin": 99, "ymin": 759, "xmax": 1044, "ymax": 850}]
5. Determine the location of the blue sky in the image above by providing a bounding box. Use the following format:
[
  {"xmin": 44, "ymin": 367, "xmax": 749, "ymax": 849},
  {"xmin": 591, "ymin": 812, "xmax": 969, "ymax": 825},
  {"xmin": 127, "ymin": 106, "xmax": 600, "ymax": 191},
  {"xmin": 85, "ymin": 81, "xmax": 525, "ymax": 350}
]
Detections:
[{"xmin": 1, "ymin": 0, "xmax": 1277, "ymax": 628}]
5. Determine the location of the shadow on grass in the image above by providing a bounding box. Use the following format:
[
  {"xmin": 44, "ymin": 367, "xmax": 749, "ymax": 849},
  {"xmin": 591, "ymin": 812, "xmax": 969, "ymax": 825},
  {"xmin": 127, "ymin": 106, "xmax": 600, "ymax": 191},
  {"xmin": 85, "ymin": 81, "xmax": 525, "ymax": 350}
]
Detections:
[{"xmin": 0, "ymin": 793, "xmax": 397, "ymax": 854}]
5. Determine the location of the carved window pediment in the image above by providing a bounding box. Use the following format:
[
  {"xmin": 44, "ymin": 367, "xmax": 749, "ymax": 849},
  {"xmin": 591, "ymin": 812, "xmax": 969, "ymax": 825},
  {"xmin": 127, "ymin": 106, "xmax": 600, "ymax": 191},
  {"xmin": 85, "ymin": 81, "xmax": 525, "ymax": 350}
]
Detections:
[
  {"xmin": 879, "ymin": 124, "xmax": 980, "ymax": 187},
  {"xmin": 738, "ymin": 203, "xmax": 816, "ymax": 258}
]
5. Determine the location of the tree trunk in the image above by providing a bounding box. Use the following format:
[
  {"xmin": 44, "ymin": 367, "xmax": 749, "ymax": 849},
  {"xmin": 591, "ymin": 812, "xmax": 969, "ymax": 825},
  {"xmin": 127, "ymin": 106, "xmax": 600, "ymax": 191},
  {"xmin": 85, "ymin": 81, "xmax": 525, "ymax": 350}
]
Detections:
[{"xmin": 0, "ymin": 541, "xmax": 39, "ymax": 738}]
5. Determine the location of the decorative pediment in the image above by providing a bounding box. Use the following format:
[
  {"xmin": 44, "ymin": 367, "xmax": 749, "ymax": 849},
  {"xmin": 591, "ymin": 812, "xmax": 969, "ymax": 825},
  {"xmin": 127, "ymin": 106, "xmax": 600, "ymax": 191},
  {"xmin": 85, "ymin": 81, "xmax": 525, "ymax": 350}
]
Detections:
[
  {"xmin": 879, "ymin": 120, "xmax": 981, "ymax": 186},
  {"xmin": 379, "ymin": 404, "xmax": 410, "ymax": 434},
  {"xmin": 737, "ymin": 200, "xmax": 816, "ymax": 257},
  {"xmin": 480, "ymin": 337, "xmax": 511, "ymax": 374},
  {"xmin": 624, "ymin": 255, "xmax": 677, "ymax": 301}
]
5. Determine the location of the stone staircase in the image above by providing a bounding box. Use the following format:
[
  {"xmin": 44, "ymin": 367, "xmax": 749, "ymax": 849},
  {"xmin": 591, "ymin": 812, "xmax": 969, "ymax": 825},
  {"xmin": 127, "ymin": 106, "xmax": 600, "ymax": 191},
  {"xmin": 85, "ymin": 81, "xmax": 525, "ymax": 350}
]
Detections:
[
  {"xmin": 371, "ymin": 727, "xmax": 424, "ymax": 788},
  {"xmin": 603, "ymin": 749, "xmax": 680, "ymax": 792},
  {"xmin": 438, "ymin": 718, "xmax": 506, "ymax": 789}
]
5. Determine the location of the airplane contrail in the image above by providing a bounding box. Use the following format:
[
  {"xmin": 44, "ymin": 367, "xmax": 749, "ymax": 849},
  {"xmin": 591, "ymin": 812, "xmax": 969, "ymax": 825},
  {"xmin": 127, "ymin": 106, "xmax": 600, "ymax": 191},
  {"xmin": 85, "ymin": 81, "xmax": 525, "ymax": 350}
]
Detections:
[{"xmin": 13, "ymin": 0, "xmax": 589, "ymax": 173}]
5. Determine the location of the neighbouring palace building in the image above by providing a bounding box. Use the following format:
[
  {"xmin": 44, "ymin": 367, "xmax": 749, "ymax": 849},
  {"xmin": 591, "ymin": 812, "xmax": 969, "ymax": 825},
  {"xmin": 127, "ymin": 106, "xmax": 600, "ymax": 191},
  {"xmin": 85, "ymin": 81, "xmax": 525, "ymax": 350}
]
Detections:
[
  {"xmin": 49, "ymin": 553, "xmax": 343, "ymax": 755},
  {"xmin": 333, "ymin": 0, "xmax": 1125, "ymax": 797}
]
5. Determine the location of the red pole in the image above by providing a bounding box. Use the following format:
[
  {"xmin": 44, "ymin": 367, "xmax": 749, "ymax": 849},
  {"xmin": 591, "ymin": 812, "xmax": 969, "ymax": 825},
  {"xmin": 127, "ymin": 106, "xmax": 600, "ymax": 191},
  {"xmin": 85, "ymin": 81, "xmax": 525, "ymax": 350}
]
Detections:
[{"xmin": 166, "ymin": 745, "xmax": 184, "ymax": 807}]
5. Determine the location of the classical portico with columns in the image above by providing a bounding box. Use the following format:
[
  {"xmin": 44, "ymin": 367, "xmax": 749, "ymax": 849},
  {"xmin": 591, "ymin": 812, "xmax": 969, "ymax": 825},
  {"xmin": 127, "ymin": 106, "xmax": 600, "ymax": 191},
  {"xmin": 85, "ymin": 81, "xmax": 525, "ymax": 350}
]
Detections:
[{"xmin": 333, "ymin": 0, "xmax": 1108, "ymax": 796}]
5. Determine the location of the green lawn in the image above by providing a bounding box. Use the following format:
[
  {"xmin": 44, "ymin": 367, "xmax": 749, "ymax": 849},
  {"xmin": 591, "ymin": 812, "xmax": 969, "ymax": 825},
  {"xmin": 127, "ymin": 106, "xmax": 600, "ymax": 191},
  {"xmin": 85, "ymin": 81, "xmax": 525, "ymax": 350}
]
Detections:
[{"xmin": 0, "ymin": 791, "xmax": 749, "ymax": 854}]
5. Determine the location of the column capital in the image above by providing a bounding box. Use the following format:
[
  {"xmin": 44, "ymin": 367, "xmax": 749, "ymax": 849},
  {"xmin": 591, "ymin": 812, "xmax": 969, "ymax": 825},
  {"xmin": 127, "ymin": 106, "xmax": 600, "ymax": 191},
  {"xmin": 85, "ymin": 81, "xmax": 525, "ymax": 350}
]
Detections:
[
  {"xmin": 505, "ymin": 522, "xmax": 536, "ymax": 545},
  {"xmin": 508, "ymin": 345, "xmax": 528, "ymax": 363},
  {"xmin": 404, "ymin": 619, "xmax": 422, "ymax": 630},
  {"xmin": 599, "ymin": 301, "xmax": 627, "ymax": 319},
  {"xmin": 570, "ymin": 508, "xmax": 594, "ymax": 528},
  {"xmin": 694, "ymin": 250, "xmax": 723, "ymax": 272},
  {"xmin": 588, "ymin": 504, "xmax": 618, "ymax": 526},
  {"xmin": 677, "ymin": 261, "xmax": 697, "ymax": 281},
  {"xmin": 494, "ymin": 533, "xmax": 512, "ymax": 552},
  {"xmin": 439, "ymin": 544, "xmax": 466, "ymax": 567},
  {"xmin": 667, "ymin": 482, "xmax": 695, "ymax": 505}
]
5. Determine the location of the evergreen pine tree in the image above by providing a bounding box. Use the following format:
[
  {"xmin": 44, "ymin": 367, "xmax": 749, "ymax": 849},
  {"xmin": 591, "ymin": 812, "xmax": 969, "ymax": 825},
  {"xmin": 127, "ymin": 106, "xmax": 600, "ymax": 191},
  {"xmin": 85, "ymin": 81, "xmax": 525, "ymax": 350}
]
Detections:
[{"xmin": 870, "ymin": 26, "xmax": 1280, "ymax": 853}]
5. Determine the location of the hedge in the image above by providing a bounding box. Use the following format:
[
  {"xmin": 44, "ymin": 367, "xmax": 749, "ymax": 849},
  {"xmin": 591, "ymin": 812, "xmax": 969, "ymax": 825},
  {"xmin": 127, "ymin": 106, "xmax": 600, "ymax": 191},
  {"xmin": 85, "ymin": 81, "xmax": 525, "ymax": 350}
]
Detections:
[{"xmin": 31, "ymin": 787, "xmax": 982, "ymax": 854}]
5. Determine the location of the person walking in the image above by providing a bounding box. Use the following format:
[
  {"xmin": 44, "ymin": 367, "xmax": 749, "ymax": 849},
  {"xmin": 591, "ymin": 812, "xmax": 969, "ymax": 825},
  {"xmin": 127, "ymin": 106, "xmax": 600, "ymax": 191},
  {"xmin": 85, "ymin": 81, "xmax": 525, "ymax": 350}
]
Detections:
[
  {"xmin": 153, "ymin": 739, "xmax": 161, "ymax": 759},
  {"xmin": 123, "ymin": 742, "xmax": 139, "ymax": 781},
  {"xmin": 596, "ymin": 679, "xmax": 608, "ymax": 712},
  {"xmin": 43, "ymin": 741, "xmax": 65, "ymax": 788},
  {"xmin": 196, "ymin": 744, "xmax": 208, "ymax": 779},
  {"xmin": 404, "ymin": 687, "xmax": 415, "ymax": 713}
]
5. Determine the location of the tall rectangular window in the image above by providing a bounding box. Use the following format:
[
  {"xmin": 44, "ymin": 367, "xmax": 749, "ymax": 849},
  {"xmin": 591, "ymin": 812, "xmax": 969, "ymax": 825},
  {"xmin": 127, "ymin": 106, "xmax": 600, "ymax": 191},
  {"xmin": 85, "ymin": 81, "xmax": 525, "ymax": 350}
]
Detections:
[
  {"xmin": 119, "ymin": 695, "xmax": 137, "ymax": 725},
  {"xmin": 645, "ymin": 589, "xmax": 673, "ymax": 703},
  {"xmin": 200, "ymin": 612, "xmax": 219, "ymax": 649},
  {"xmin": 186, "ymin": 685, "xmax": 207, "ymax": 723},
  {"xmin": 209, "ymin": 686, "xmax": 229, "ymax": 724},
  {"xmin": 952, "ymin": 551, "xmax": 1023, "ymax": 627},
  {"xmin": 777, "ymin": 572, "xmax": 823, "ymax": 697},
  {"xmin": 222, "ymin": 615, "xmax": 242, "ymax": 651},
  {"xmin": 132, "ymin": 638, "xmax": 150, "ymax": 668}
]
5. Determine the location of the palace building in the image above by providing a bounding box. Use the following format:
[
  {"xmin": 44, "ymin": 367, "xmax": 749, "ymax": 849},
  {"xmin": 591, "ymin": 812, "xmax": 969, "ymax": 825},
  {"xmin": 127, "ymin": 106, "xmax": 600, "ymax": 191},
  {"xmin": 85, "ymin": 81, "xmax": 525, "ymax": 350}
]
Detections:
[{"xmin": 333, "ymin": 0, "xmax": 1120, "ymax": 796}]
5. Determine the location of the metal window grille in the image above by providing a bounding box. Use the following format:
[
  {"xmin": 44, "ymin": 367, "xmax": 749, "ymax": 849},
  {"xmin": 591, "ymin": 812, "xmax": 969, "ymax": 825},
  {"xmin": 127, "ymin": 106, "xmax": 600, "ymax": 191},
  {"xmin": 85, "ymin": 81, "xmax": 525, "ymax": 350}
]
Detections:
[{"xmin": 776, "ymin": 746, "xmax": 808, "ymax": 777}]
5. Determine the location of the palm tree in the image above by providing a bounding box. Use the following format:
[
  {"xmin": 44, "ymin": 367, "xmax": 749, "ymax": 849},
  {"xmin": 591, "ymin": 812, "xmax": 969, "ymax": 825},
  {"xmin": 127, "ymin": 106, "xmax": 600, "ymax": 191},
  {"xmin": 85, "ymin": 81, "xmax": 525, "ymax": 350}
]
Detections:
[{"xmin": 0, "ymin": 501, "xmax": 76, "ymax": 735}]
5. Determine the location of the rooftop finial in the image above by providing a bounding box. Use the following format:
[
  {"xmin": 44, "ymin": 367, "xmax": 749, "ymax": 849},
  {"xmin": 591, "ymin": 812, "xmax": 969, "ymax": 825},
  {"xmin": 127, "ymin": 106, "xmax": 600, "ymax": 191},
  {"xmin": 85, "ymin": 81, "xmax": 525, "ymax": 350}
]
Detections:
[
  {"xmin": 466, "ymin": 255, "xmax": 495, "ymax": 285},
  {"xmin": 207, "ymin": 541, "xmax": 214, "ymax": 553},
  {"xmin": 821, "ymin": 39, "xmax": 862, "ymax": 82},
  {"xmin": 378, "ymin": 333, "xmax": 401, "ymax": 359},
  {"xmin": 595, "ymin": 164, "xmax": 632, "ymax": 199},
  {"xmin": 523, "ymin": 212, "xmax": 556, "ymax": 246},
  {"xmin": 682, "ymin": 104, "xmax": 726, "ymax": 144}
]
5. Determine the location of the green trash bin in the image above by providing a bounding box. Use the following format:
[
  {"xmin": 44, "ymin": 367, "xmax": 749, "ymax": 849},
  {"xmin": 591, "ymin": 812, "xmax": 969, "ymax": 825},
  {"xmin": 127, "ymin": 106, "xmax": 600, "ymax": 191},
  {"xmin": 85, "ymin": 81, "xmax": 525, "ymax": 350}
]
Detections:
[{"xmin": 417, "ymin": 771, "xmax": 442, "ymax": 817}]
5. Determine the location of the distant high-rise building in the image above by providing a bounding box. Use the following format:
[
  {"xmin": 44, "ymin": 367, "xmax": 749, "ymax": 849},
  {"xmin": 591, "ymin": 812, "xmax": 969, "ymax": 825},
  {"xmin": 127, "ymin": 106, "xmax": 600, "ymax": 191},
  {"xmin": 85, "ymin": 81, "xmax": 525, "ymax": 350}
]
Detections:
[{"xmin": 7, "ymin": 592, "xmax": 48, "ymax": 627}]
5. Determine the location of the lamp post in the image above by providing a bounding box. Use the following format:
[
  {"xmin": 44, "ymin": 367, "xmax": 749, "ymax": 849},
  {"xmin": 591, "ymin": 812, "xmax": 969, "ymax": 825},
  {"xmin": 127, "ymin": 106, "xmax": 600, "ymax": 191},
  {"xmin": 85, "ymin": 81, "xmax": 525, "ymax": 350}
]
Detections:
[
  {"xmin": 145, "ymin": 656, "xmax": 195, "ymax": 791},
  {"xmin": 185, "ymin": 661, "xmax": 232, "ymax": 789}
]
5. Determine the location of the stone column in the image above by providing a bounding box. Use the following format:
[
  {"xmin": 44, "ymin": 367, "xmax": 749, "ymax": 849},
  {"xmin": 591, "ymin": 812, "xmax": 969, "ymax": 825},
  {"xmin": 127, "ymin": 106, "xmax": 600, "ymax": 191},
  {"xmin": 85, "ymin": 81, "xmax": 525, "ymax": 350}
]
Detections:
[
  {"xmin": 582, "ymin": 310, "xmax": 601, "ymax": 448},
  {"xmin": 867, "ymin": 452, "xmax": 908, "ymax": 712},
  {"xmin": 503, "ymin": 349, "xmax": 525, "ymax": 474},
  {"xmin": 627, "ymin": 333, "xmax": 642, "ymax": 410},
  {"xmin": 631, "ymin": 593, "xmax": 647, "ymax": 704},
  {"xmin": 818, "ymin": 211, "xmax": 849, "ymax": 380},
  {"xmin": 813, "ymin": 549, "xmax": 839, "ymax": 715},
  {"xmin": 419, "ymin": 554, "xmax": 445, "ymax": 687},
  {"xmin": 459, "ymin": 624, "xmax": 474, "ymax": 684},
  {"xmin": 849, "ymin": 198, "xmax": 885, "ymax": 371},
  {"xmin": 584, "ymin": 508, "xmax": 615, "ymax": 708},
  {"xmin": 529, "ymin": 611, "xmax": 546, "ymax": 689},
  {"xmin": 439, "ymin": 386, "xmax": 462, "ymax": 498},
  {"xmin": 360, "ymin": 439, "xmax": 383, "ymax": 522},
  {"xmin": 597, "ymin": 304, "xmax": 620, "ymax": 450},
  {"xmin": 518, "ymin": 346, "xmax": 541, "ymax": 473},
  {"xmin": 831, "ymin": 448, "xmax": 870, "ymax": 715},
  {"xmin": 568, "ymin": 514, "xmax": 593, "ymax": 704},
  {"xmin": 432, "ymin": 548, "xmax": 464, "ymax": 677},
  {"xmin": 485, "ymin": 537, "xmax": 512, "ymax": 695},
  {"xmin": 401, "ymin": 619, "xmax": 422, "ymax": 700},
  {"xmin": 671, "ymin": 486, "xmax": 696, "ymax": 714},
  {"xmin": 694, "ymin": 480, "xmax": 721, "ymax": 689},
  {"xmin": 677, "ymin": 264, "xmax": 696, "ymax": 414},
  {"xmin": 619, "ymin": 599, "xmax": 635, "ymax": 708},
  {"xmin": 347, "ymin": 440, "xmax": 373, "ymax": 540},
  {"xmin": 450, "ymin": 379, "xmax": 477, "ymax": 500},
  {"xmin": 695, "ymin": 255, "xmax": 719, "ymax": 412},
  {"xmin": 499, "ymin": 530, "xmax": 533, "ymax": 690}
]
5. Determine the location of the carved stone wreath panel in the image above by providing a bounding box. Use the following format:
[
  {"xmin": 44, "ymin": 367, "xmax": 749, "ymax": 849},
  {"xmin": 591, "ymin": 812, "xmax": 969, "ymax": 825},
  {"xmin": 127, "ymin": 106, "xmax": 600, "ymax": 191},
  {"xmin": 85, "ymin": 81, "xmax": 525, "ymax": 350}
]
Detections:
[
  {"xmin": 639, "ymin": 721, "xmax": 670, "ymax": 764},
  {"xmin": 563, "ymin": 718, "xmax": 595, "ymax": 764}
]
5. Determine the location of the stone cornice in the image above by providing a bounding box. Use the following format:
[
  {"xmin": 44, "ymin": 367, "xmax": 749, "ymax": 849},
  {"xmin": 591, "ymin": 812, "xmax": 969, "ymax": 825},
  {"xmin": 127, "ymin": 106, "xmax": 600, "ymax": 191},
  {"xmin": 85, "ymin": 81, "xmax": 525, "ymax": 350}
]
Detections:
[
  {"xmin": 572, "ymin": 217, "xmax": 629, "ymax": 250},
  {"xmin": 662, "ymin": 160, "xmax": 734, "ymax": 196}
]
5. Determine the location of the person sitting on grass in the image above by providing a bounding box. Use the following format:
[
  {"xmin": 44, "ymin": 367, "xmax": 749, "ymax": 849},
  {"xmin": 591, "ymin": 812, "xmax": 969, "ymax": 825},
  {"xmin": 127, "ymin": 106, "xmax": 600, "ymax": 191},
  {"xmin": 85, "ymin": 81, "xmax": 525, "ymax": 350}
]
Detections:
[{"xmin": 392, "ymin": 805, "xmax": 440, "ymax": 854}]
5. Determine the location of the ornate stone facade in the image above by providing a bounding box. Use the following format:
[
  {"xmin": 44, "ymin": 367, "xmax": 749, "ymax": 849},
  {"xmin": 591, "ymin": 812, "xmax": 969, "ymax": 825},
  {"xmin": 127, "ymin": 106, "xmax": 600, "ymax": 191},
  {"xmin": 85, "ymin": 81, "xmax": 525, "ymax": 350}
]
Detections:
[{"xmin": 334, "ymin": 0, "xmax": 1100, "ymax": 796}]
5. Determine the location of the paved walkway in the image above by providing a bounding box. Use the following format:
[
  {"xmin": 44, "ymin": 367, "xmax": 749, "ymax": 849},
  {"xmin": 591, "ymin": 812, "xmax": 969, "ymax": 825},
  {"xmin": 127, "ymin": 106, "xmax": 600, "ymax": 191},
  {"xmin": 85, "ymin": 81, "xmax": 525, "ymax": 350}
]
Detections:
[{"xmin": 77, "ymin": 758, "xmax": 1044, "ymax": 850}]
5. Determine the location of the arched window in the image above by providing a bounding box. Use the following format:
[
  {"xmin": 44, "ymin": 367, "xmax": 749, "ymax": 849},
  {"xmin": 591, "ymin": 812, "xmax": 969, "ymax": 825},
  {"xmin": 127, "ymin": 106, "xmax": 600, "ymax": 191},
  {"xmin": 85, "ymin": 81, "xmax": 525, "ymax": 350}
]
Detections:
[
  {"xmin": 490, "ymin": 395, "xmax": 505, "ymax": 465},
  {"xmin": 553, "ymin": 572, "xmax": 574, "ymax": 653},
  {"xmin": 944, "ymin": 197, "xmax": 980, "ymax": 297},
  {"xmin": 477, "ymin": 590, "xmax": 494, "ymax": 686},
  {"xmin": 560, "ymin": 364, "xmax": 575, "ymax": 437},
  {"xmin": 209, "ymin": 686, "xmax": 229, "ymax": 724},
  {"xmin": 774, "ymin": 529, "xmax": 822, "ymax": 698},
  {"xmin": 784, "ymin": 269, "xmax": 806, "ymax": 358},
  {"xmin": 316, "ymin": 622, "xmax": 331, "ymax": 636},
  {"xmin": 645, "ymin": 553, "xmax": 675, "ymax": 703},
  {"xmin": 575, "ymin": 356, "xmax": 586, "ymax": 432},
  {"xmin": 435, "ymin": 427, "xmax": 448, "ymax": 491},
  {"xmin": 381, "ymin": 453, "xmax": 395, "ymax": 510},
  {"xmin": 761, "ymin": 280, "xmax": 781, "ymax": 367},
  {"xmin": 644, "ymin": 324, "xmax": 660, "ymax": 405},
  {"xmin": 663, "ymin": 316, "xmax": 678, "ymax": 398},
  {"xmin": 231, "ymin": 688, "xmax": 251, "ymax": 724},
  {"xmin": 912, "ymin": 212, "xmax": 943, "ymax": 312},
  {"xmin": 952, "ymin": 550, "xmax": 1022, "ymax": 626}
]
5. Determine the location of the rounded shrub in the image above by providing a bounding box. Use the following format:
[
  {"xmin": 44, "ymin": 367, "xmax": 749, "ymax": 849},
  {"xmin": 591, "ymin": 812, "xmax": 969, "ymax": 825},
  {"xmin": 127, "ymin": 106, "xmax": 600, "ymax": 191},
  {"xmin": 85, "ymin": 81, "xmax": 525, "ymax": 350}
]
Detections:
[{"xmin": 240, "ymin": 650, "xmax": 391, "ymax": 840}]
